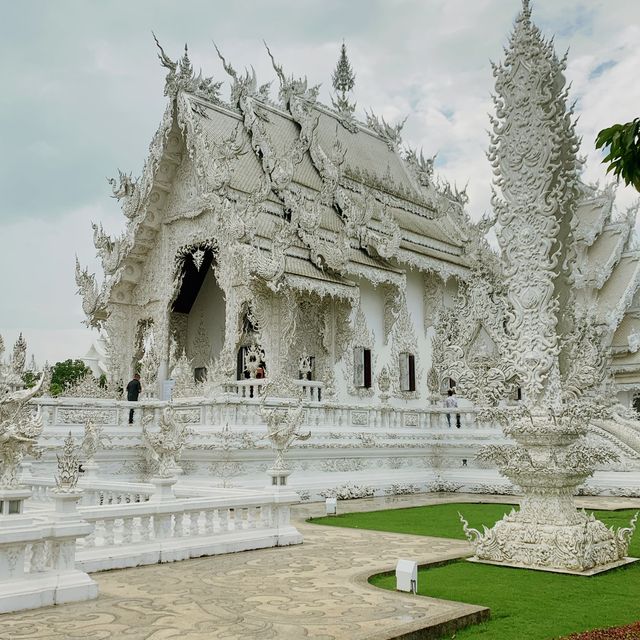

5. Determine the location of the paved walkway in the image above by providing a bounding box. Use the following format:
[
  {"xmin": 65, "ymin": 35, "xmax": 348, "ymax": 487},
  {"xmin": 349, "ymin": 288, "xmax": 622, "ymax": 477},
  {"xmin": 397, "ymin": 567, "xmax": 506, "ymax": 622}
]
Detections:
[{"xmin": 1, "ymin": 494, "xmax": 638, "ymax": 640}]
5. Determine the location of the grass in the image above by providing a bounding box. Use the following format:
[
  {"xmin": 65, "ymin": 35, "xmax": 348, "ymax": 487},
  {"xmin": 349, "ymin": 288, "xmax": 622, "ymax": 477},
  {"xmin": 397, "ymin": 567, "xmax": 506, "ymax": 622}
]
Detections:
[{"xmin": 309, "ymin": 503, "xmax": 640, "ymax": 640}]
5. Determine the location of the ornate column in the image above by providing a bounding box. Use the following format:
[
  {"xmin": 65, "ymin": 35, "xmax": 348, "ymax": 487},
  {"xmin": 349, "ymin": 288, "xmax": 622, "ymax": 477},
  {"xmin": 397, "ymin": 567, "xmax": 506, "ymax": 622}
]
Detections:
[{"xmin": 460, "ymin": 1, "xmax": 638, "ymax": 573}]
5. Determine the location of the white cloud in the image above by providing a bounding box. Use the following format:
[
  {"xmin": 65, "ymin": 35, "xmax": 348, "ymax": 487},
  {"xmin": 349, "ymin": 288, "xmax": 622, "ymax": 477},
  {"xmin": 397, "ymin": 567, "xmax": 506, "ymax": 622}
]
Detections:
[{"xmin": 2, "ymin": 0, "xmax": 639, "ymax": 365}]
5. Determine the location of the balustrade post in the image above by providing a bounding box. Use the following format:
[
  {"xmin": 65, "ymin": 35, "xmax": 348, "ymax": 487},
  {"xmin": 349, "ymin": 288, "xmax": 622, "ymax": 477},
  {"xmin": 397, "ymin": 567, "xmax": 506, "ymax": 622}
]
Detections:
[
  {"xmin": 189, "ymin": 512, "xmax": 200, "ymax": 536},
  {"xmin": 150, "ymin": 476, "xmax": 177, "ymax": 502},
  {"xmin": 153, "ymin": 512, "xmax": 173, "ymax": 539}
]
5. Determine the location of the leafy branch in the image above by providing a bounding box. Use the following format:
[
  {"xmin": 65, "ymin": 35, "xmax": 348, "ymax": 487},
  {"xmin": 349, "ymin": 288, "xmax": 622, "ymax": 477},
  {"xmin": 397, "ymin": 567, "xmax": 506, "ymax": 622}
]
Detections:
[{"xmin": 596, "ymin": 118, "xmax": 640, "ymax": 192}]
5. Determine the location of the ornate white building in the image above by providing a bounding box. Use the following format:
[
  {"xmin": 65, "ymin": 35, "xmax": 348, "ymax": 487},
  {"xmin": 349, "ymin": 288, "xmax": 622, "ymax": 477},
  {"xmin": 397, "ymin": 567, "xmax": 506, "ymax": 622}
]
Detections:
[
  {"xmin": 66, "ymin": 4, "xmax": 640, "ymax": 502},
  {"xmin": 76, "ymin": 38, "xmax": 475, "ymax": 408}
]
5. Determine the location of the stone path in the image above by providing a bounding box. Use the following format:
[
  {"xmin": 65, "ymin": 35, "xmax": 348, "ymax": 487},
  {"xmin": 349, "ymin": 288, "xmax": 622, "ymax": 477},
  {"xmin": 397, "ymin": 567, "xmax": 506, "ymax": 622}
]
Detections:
[{"xmin": 1, "ymin": 494, "xmax": 637, "ymax": 640}]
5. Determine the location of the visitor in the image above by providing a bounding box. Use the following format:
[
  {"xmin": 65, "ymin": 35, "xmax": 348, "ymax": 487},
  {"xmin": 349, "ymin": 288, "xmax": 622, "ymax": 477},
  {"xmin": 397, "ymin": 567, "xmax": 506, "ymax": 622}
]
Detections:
[
  {"xmin": 444, "ymin": 389, "xmax": 461, "ymax": 428},
  {"xmin": 126, "ymin": 373, "xmax": 141, "ymax": 424}
]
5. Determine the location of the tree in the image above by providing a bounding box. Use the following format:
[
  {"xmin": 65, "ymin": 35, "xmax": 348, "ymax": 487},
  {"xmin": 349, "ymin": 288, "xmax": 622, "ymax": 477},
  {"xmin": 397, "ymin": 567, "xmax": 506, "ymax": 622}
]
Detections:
[
  {"xmin": 21, "ymin": 371, "xmax": 41, "ymax": 389},
  {"xmin": 50, "ymin": 359, "xmax": 91, "ymax": 396},
  {"xmin": 596, "ymin": 118, "xmax": 640, "ymax": 192}
]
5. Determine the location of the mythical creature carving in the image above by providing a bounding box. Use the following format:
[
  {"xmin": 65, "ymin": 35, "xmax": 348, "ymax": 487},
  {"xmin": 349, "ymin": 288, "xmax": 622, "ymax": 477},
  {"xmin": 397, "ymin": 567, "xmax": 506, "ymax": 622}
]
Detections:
[
  {"xmin": 75, "ymin": 257, "xmax": 101, "ymax": 325},
  {"xmin": 365, "ymin": 110, "xmax": 406, "ymax": 151},
  {"xmin": 154, "ymin": 34, "xmax": 223, "ymax": 103},
  {"xmin": 0, "ymin": 373, "xmax": 45, "ymax": 488},
  {"xmin": 92, "ymin": 222, "xmax": 125, "ymax": 276},
  {"xmin": 142, "ymin": 405, "xmax": 193, "ymax": 478},
  {"xmin": 260, "ymin": 374, "xmax": 310, "ymax": 471},
  {"xmin": 404, "ymin": 148, "xmax": 436, "ymax": 188},
  {"xmin": 107, "ymin": 170, "xmax": 144, "ymax": 221}
]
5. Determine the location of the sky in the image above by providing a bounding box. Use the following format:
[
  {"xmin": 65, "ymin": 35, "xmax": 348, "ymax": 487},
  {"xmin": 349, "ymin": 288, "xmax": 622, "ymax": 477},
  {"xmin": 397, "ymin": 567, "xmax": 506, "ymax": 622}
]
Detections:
[{"xmin": 1, "ymin": 0, "xmax": 639, "ymax": 367}]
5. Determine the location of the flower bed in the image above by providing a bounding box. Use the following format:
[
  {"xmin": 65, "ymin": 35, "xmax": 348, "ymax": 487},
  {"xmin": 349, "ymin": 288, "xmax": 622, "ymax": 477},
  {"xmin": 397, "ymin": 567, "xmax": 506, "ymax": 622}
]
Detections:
[{"xmin": 561, "ymin": 621, "xmax": 640, "ymax": 639}]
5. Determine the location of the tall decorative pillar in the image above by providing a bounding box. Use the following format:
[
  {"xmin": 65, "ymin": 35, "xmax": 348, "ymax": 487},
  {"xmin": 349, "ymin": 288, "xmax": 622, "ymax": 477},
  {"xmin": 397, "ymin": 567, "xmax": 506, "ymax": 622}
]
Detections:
[{"xmin": 460, "ymin": 0, "xmax": 638, "ymax": 573}]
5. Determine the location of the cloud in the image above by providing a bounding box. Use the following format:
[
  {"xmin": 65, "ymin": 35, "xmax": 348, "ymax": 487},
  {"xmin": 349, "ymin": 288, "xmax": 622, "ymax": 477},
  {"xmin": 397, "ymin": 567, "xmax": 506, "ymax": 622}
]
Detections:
[{"xmin": 2, "ymin": 0, "xmax": 639, "ymax": 364}]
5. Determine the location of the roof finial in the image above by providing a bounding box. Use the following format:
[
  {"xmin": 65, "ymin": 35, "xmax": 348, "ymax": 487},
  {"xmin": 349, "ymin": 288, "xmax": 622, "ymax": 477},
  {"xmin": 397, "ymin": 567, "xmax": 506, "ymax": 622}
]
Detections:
[
  {"xmin": 331, "ymin": 41, "xmax": 356, "ymax": 116},
  {"xmin": 521, "ymin": 0, "xmax": 532, "ymax": 20}
]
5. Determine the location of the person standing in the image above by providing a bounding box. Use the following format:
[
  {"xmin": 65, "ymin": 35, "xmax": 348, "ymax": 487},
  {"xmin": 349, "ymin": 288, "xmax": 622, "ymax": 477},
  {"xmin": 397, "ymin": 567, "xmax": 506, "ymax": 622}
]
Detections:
[
  {"xmin": 444, "ymin": 389, "xmax": 461, "ymax": 428},
  {"xmin": 126, "ymin": 373, "xmax": 141, "ymax": 424}
]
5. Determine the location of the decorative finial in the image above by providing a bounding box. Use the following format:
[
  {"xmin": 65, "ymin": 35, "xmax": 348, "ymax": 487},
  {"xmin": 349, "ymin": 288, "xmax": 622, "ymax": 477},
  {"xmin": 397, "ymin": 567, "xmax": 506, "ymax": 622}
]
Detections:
[
  {"xmin": 331, "ymin": 42, "xmax": 356, "ymax": 117},
  {"xmin": 152, "ymin": 32, "xmax": 177, "ymax": 73},
  {"xmin": 520, "ymin": 0, "xmax": 532, "ymax": 21},
  {"xmin": 54, "ymin": 432, "xmax": 80, "ymax": 492}
]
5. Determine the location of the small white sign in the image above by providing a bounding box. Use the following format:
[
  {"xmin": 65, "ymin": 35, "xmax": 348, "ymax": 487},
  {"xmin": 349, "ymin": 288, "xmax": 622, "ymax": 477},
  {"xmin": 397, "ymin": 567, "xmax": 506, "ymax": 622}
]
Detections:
[
  {"xmin": 396, "ymin": 559, "xmax": 418, "ymax": 593},
  {"xmin": 325, "ymin": 497, "xmax": 337, "ymax": 515}
]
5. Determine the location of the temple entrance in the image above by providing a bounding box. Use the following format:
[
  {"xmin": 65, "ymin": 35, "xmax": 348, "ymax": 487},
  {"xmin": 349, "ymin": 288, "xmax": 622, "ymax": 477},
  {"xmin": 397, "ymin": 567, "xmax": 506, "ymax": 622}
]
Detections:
[{"xmin": 170, "ymin": 246, "xmax": 225, "ymax": 381}]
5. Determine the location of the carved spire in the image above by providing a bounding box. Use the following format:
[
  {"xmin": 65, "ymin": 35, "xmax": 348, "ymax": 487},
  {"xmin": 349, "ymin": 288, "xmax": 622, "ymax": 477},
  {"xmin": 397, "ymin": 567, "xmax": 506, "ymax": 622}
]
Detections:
[
  {"xmin": 331, "ymin": 42, "xmax": 356, "ymax": 116},
  {"xmin": 489, "ymin": 0, "xmax": 580, "ymax": 408},
  {"xmin": 11, "ymin": 333, "xmax": 27, "ymax": 375},
  {"xmin": 55, "ymin": 432, "xmax": 80, "ymax": 493}
]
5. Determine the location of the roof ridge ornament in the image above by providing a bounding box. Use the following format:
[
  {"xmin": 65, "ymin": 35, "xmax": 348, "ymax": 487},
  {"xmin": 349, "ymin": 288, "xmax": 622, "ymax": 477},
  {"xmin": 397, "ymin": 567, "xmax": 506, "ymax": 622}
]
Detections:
[
  {"xmin": 365, "ymin": 110, "xmax": 406, "ymax": 151},
  {"xmin": 264, "ymin": 42, "xmax": 320, "ymax": 108},
  {"xmin": 214, "ymin": 43, "xmax": 271, "ymax": 107},
  {"xmin": 331, "ymin": 42, "xmax": 358, "ymax": 133},
  {"xmin": 152, "ymin": 32, "xmax": 223, "ymax": 103}
]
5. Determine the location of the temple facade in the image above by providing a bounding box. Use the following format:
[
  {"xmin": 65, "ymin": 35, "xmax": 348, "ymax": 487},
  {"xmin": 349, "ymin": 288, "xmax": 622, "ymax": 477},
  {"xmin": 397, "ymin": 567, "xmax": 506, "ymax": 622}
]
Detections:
[
  {"xmin": 76, "ymin": 38, "xmax": 639, "ymax": 413},
  {"xmin": 61, "ymin": 4, "xmax": 639, "ymax": 499},
  {"xmin": 76, "ymin": 40, "xmax": 478, "ymax": 409}
]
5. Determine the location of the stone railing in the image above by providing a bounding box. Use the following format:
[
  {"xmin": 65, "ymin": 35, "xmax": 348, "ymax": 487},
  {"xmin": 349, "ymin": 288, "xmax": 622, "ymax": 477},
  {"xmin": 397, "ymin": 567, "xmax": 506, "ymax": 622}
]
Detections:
[
  {"xmin": 220, "ymin": 378, "xmax": 324, "ymax": 402},
  {"xmin": 26, "ymin": 477, "xmax": 153, "ymax": 506},
  {"xmin": 32, "ymin": 396, "xmax": 488, "ymax": 431},
  {"xmin": 0, "ymin": 492, "xmax": 97, "ymax": 613},
  {"xmin": 221, "ymin": 378, "xmax": 266, "ymax": 398},
  {"xmin": 74, "ymin": 488, "xmax": 302, "ymax": 572}
]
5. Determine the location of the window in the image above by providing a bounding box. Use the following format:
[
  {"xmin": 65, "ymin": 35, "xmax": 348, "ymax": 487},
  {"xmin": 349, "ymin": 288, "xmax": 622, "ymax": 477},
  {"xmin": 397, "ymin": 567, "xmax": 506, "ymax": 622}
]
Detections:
[
  {"xmin": 399, "ymin": 352, "xmax": 416, "ymax": 392},
  {"xmin": 237, "ymin": 347, "xmax": 247, "ymax": 380},
  {"xmin": 353, "ymin": 347, "xmax": 372, "ymax": 388},
  {"xmin": 194, "ymin": 367, "xmax": 207, "ymax": 383}
]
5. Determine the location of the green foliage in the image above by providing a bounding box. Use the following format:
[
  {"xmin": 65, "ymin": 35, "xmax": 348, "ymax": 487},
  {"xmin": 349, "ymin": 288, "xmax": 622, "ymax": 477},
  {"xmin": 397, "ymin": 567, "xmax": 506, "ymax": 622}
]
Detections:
[
  {"xmin": 596, "ymin": 118, "xmax": 640, "ymax": 192},
  {"xmin": 49, "ymin": 359, "xmax": 91, "ymax": 396},
  {"xmin": 21, "ymin": 370, "xmax": 41, "ymax": 389},
  {"xmin": 311, "ymin": 503, "xmax": 640, "ymax": 639}
]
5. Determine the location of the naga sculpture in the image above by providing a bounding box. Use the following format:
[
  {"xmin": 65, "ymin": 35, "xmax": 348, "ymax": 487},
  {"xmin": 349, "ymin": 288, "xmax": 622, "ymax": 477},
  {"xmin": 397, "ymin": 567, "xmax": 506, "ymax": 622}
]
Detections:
[{"xmin": 0, "ymin": 373, "xmax": 46, "ymax": 488}]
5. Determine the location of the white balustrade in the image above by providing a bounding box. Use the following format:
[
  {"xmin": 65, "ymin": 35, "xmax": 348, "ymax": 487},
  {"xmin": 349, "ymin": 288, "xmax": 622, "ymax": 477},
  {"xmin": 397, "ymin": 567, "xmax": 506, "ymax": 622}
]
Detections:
[
  {"xmin": 0, "ymin": 491, "xmax": 97, "ymax": 613},
  {"xmin": 73, "ymin": 489, "xmax": 301, "ymax": 573}
]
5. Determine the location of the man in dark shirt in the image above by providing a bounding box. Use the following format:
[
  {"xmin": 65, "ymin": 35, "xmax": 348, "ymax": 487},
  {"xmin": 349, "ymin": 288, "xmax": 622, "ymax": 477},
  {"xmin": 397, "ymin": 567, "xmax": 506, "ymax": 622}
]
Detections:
[{"xmin": 126, "ymin": 374, "xmax": 141, "ymax": 424}]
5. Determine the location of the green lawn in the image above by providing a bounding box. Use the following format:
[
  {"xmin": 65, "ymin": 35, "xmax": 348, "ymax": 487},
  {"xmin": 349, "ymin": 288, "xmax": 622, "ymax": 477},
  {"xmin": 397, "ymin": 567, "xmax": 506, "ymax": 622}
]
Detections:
[{"xmin": 309, "ymin": 504, "xmax": 640, "ymax": 640}]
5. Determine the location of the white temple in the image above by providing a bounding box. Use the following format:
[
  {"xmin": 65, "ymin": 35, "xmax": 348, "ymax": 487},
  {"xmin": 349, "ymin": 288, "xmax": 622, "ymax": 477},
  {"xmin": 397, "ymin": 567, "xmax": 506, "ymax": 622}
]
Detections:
[{"xmin": 64, "ymin": 2, "xmax": 640, "ymax": 512}]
